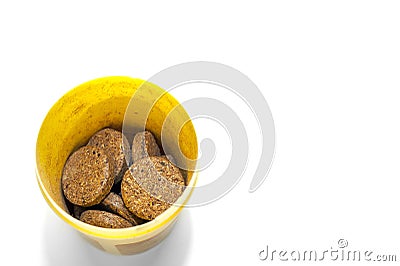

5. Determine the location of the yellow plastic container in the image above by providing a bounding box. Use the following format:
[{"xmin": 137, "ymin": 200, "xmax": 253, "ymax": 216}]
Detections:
[{"xmin": 36, "ymin": 76, "xmax": 198, "ymax": 255}]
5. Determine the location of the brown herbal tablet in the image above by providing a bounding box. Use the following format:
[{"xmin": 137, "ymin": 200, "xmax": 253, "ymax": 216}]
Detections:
[
  {"xmin": 162, "ymin": 155, "xmax": 187, "ymax": 185},
  {"xmin": 80, "ymin": 210, "xmax": 132, "ymax": 228},
  {"xmin": 100, "ymin": 192, "xmax": 144, "ymax": 226},
  {"xmin": 62, "ymin": 146, "xmax": 114, "ymax": 207},
  {"xmin": 131, "ymin": 131, "xmax": 161, "ymax": 162},
  {"xmin": 121, "ymin": 156, "xmax": 185, "ymax": 220},
  {"xmin": 163, "ymin": 154, "xmax": 177, "ymax": 165},
  {"xmin": 88, "ymin": 128, "xmax": 130, "ymax": 183}
]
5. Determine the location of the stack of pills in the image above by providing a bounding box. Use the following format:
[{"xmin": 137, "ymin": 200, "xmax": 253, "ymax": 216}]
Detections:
[{"xmin": 62, "ymin": 128, "xmax": 185, "ymax": 228}]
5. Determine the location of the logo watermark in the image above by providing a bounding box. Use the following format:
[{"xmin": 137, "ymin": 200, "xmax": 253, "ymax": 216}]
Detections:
[
  {"xmin": 259, "ymin": 239, "xmax": 397, "ymax": 262},
  {"xmin": 122, "ymin": 61, "xmax": 275, "ymax": 206}
]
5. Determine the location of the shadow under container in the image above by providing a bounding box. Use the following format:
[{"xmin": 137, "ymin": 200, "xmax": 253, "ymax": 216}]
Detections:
[{"xmin": 36, "ymin": 77, "xmax": 198, "ymax": 255}]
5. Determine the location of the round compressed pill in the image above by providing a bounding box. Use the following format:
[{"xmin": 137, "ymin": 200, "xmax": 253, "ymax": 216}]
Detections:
[
  {"xmin": 88, "ymin": 128, "xmax": 130, "ymax": 183},
  {"xmin": 100, "ymin": 192, "xmax": 144, "ymax": 226},
  {"xmin": 80, "ymin": 210, "xmax": 132, "ymax": 228},
  {"xmin": 131, "ymin": 131, "xmax": 161, "ymax": 162},
  {"xmin": 121, "ymin": 156, "xmax": 185, "ymax": 220},
  {"xmin": 62, "ymin": 146, "xmax": 114, "ymax": 207}
]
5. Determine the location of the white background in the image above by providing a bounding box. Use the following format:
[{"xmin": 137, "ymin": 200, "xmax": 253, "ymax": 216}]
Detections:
[{"xmin": 1, "ymin": 1, "xmax": 400, "ymax": 265}]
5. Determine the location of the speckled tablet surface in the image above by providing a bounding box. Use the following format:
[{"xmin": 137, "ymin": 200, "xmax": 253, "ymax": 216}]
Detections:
[
  {"xmin": 100, "ymin": 192, "xmax": 144, "ymax": 226},
  {"xmin": 121, "ymin": 156, "xmax": 185, "ymax": 220},
  {"xmin": 80, "ymin": 210, "xmax": 132, "ymax": 228},
  {"xmin": 62, "ymin": 146, "xmax": 114, "ymax": 207},
  {"xmin": 88, "ymin": 128, "xmax": 130, "ymax": 183},
  {"xmin": 131, "ymin": 131, "xmax": 161, "ymax": 162}
]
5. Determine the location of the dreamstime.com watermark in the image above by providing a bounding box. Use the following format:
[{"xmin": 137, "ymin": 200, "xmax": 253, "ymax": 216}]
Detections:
[{"xmin": 259, "ymin": 239, "xmax": 397, "ymax": 262}]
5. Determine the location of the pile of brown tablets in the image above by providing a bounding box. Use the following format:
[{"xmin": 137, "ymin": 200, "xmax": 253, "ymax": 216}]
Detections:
[{"xmin": 61, "ymin": 128, "xmax": 185, "ymax": 228}]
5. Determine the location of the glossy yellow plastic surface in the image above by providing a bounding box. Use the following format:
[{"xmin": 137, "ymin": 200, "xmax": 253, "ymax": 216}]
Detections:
[{"xmin": 36, "ymin": 76, "xmax": 198, "ymax": 255}]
